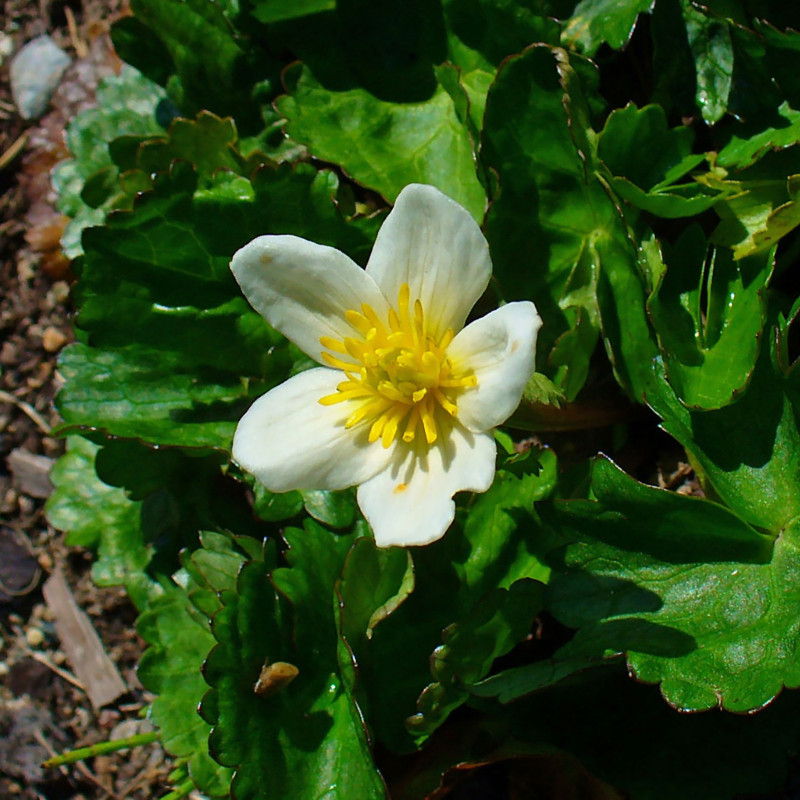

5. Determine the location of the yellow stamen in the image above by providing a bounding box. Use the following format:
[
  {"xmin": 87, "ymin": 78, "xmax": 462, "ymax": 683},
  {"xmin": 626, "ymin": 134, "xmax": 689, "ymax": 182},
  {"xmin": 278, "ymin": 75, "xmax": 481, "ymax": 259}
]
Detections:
[
  {"xmin": 420, "ymin": 399, "xmax": 438, "ymax": 444},
  {"xmin": 433, "ymin": 388, "xmax": 458, "ymax": 417},
  {"xmin": 318, "ymin": 392, "xmax": 346, "ymax": 406},
  {"xmin": 319, "ymin": 336, "xmax": 348, "ymax": 354},
  {"xmin": 317, "ymin": 283, "xmax": 477, "ymax": 448},
  {"xmin": 321, "ymin": 352, "xmax": 355, "ymax": 371},
  {"xmin": 403, "ymin": 407, "xmax": 420, "ymax": 443}
]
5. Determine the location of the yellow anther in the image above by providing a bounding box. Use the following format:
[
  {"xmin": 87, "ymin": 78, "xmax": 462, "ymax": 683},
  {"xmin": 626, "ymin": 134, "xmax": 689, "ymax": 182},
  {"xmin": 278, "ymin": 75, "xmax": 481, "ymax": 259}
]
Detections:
[
  {"xmin": 403, "ymin": 407, "xmax": 419, "ymax": 443},
  {"xmin": 321, "ymin": 352, "xmax": 355, "ymax": 371},
  {"xmin": 438, "ymin": 328, "xmax": 455, "ymax": 350},
  {"xmin": 319, "ymin": 392, "xmax": 346, "ymax": 406},
  {"xmin": 319, "ymin": 336, "xmax": 348, "ymax": 354},
  {"xmin": 317, "ymin": 283, "xmax": 476, "ymax": 448},
  {"xmin": 378, "ymin": 381, "xmax": 408, "ymax": 403},
  {"xmin": 420, "ymin": 402, "xmax": 438, "ymax": 444},
  {"xmin": 398, "ymin": 283, "xmax": 410, "ymax": 315},
  {"xmin": 345, "ymin": 309, "xmax": 373, "ymax": 334},
  {"xmin": 433, "ymin": 388, "xmax": 458, "ymax": 417}
]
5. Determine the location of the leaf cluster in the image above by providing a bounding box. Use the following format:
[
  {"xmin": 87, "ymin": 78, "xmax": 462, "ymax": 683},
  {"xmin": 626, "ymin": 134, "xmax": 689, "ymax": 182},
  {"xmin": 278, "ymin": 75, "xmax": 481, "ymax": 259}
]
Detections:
[{"xmin": 44, "ymin": 0, "xmax": 800, "ymax": 797}]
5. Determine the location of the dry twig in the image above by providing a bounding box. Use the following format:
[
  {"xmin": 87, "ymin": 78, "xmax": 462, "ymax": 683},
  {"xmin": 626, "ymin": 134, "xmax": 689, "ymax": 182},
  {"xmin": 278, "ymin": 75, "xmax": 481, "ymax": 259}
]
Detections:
[
  {"xmin": 0, "ymin": 389, "xmax": 52, "ymax": 435},
  {"xmin": 64, "ymin": 6, "xmax": 89, "ymax": 57},
  {"xmin": 0, "ymin": 134, "xmax": 28, "ymax": 172}
]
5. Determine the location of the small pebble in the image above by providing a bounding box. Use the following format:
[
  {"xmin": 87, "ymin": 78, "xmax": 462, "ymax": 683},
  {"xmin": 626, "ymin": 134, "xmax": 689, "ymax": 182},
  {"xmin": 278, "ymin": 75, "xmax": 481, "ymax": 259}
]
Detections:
[
  {"xmin": 10, "ymin": 35, "xmax": 71, "ymax": 120},
  {"xmin": 0, "ymin": 33, "xmax": 13, "ymax": 66},
  {"xmin": 49, "ymin": 281, "xmax": 71, "ymax": 304},
  {"xmin": 25, "ymin": 627, "xmax": 45, "ymax": 648},
  {"xmin": 42, "ymin": 327, "xmax": 68, "ymax": 353}
]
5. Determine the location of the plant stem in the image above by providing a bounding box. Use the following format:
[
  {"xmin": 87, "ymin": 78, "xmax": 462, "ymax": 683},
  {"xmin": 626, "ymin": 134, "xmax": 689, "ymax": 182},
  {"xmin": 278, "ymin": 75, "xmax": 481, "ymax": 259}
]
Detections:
[
  {"xmin": 43, "ymin": 731, "xmax": 159, "ymax": 768},
  {"xmin": 160, "ymin": 778, "xmax": 196, "ymax": 800}
]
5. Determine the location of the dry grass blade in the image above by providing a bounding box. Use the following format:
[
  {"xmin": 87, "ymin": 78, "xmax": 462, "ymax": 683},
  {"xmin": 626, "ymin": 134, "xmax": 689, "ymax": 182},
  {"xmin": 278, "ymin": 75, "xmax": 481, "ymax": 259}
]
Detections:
[{"xmin": 0, "ymin": 134, "xmax": 28, "ymax": 172}]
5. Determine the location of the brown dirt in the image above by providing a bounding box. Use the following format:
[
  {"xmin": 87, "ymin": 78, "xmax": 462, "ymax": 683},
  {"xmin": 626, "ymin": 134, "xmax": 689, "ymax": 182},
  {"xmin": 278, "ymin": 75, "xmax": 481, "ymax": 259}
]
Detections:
[{"xmin": 0, "ymin": 1, "xmax": 169, "ymax": 797}]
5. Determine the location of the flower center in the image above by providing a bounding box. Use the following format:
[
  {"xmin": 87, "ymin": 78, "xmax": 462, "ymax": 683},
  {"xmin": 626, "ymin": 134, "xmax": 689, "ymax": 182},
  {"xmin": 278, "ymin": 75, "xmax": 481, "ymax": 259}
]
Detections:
[{"xmin": 317, "ymin": 283, "xmax": 477, "ymax": 448}]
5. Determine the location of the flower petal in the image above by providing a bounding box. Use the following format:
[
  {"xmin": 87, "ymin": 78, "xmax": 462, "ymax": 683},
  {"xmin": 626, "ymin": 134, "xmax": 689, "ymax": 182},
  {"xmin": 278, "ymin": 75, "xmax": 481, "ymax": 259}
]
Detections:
[
  {"xmin": 357, "ymin": 426, "xmax": 496, "ymax": 547},
  {"xmin": 233, "ymin": 367, "xmax": 395, "ymax": 492},
  {"xmin": 231, "ymin": 234, "xmax": 389, "ymax": 364},
  {"xmin": 365, "ymin": 184, "xmax": 491, "ymax": 339},
  {"xmin": 447, "ymin": 301, "xmax": 541, "ymax": 433}
]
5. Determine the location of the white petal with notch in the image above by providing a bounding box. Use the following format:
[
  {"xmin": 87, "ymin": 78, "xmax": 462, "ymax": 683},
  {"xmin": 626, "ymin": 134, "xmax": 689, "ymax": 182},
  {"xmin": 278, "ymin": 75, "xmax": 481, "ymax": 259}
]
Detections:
[{"xmin": 357, "ymin": 426, "xmax": 496, "ymax": 547}]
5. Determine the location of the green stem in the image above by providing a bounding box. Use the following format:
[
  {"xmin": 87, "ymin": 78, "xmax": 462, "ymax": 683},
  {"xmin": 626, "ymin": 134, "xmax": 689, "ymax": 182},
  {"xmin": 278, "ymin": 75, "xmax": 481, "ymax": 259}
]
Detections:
[
  {"xmin": 160, "ymin": 779, "xmax": 195, "ymax": 800},
  {"xmin": 43, "ymin": 731, "xmax": 159, "ymax": 768}
]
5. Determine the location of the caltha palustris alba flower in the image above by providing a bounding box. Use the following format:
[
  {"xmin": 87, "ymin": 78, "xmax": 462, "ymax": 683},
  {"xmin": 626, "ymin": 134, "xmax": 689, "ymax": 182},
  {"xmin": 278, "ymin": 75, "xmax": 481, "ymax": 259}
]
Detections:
[{"xmin": 230, "ymin": 183, "xmax": 541, "ymax": 548}]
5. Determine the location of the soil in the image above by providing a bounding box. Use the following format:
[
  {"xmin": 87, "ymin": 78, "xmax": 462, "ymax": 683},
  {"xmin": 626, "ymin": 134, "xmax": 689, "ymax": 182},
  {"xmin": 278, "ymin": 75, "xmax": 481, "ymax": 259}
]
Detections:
[{"xmin": 0, "ymin": 1, "xmax": 170, "ymax": 797}]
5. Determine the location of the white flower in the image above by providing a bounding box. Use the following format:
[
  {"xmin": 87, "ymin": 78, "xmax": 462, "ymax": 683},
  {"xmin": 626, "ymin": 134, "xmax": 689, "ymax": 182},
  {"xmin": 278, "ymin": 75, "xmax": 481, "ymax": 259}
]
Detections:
[{"xmin": 230, "ymin": 184, "xmax": 541, "ymax": 547}]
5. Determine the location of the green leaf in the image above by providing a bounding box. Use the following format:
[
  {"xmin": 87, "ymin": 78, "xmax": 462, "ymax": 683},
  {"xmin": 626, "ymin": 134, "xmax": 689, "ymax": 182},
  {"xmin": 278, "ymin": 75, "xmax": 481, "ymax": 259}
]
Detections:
[
  {"xmin": 253, "ymin": 484, "xmax": 304, "ymax": 522},
  {"xmin": 276, "ymin": 62, "xmax": 486, "ymax": 221},
  {"xmin": 73, "ymin": 161, "xmax": 376, "ymax": 363},
  {"xmin": 92, "ymin": 439, "xmax": 267, "ymax": 579},
  {"xmin": 443, "ymin": 0, "xmax": 560, "ymax": 129},
  {"xmin": 597, "ymin": 103, "xmax": 723, "ymax": 218},
  {"xmin": 717, "ymin": 102, "xmax": 800, "ymax": 169},
  {"xmin": 710, "ymin": 163, "xmax": 800, "ymax": 259},
  {"xmin": 337, "ymin": 538, "xmax": 414, "ymax": 650},
  {"xmin": 203, "ymin": 524, "xmax": 387, "ymax": 800},
  {"xmin": 543, "ymin": 457, "xmax": 800, "ymax": 713},
  {"xmin": 138, "ymin": 532, "xmax": 246, "ymax": 797},
  {"xmin": 335, "ymin": 538, "xmax": 415, "ymax": 713},
  {"xmin": 482, "ymin": 45, "xmax": 658, "ymax": 400},
  {"xmin": 522, "ymin": 373, "xmax": 566, "ymax": 408},
  {"xmin": 57, "ymin": 160, "xmax": 380, "ymax": 450},
  {"xmin": 500, "ymin": 668, "xmax": 800, "ymax": 800},
  {"xmin": 557, "ymin": 456, "xmax": 774, "ymax": 565},
  {"xmin": 456, "ymin": 449, "xmax": 557, "ymax": 592},
  {"xmin": 54, "ymin": 343, "xmax": 248, "ymax": 450},
  {"xmin": 562, "ymin": 0, "xmax": 654, "ymax": 56},
  {"xmin": 250, "ymin": 0, "xmax": 335, "ymax": 23},
  {"xmin": 356, "ymin": 451, "xmax": 557, "ymax": 751},
  {"xmin": 139, "ymin": 591, "xmax": 233, "ymax": 796},
  {"xmin": 301, "ymin": 489, "xmax": 358, "ymax": 529},
  {"xmin": 112, "ymin": 0, "xmax": 272, "ymax": 134},
  {"xmin": 727, "ymin": 22, "xmax": 783, "ymax": 121},
  {"xmin": 133, "ymin": 112, "xmax": 255, "ymax": 182},
  {"xmin": 409, "ymin": 579, "xmax": 544, "ymax": 735},
  {"xmin": 598, "ymin": 104, "xmax": 694, "ymax": 192},
  {"xmin": 93, "ymin": 440, "xmax": 199, "ymax": 501},
  {"xmin": 646, "ymin": 350, "xmax": 800, "ymax": 533},
  {"xmin": 608, "ymin": 175, "xmax": 724, "ymax": 218},
  {"xmin": 683, "ymin": 2, "xmax": 734, "ymax": 124},
  {"xmin": 51, "ymin": 66, "xmax": 165, "ymax": 258},
  {"xmin": 647, "ymin": 227, "xmax": 772, "ymax": 408},
  {"xmin": 45, "ymin": 437, "xmax": 157, "ymax": 610},
  {"xmin": 471, "ymin": 637, "xmax": 622, "ymax": 703},
  {"xmin": 46, "ymin": 437, "xmax": 136, "ymax": 550},
  {"xmin": 445, "ymin": 0, "xmax": 560, "ymax": 69}
]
